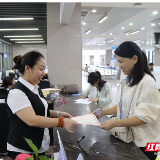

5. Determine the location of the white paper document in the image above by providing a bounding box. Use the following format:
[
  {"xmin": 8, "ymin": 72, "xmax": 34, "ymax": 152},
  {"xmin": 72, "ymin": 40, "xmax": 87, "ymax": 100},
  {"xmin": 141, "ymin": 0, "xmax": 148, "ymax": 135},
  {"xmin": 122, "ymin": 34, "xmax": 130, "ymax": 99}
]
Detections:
[
  {"xmin": 74, "ymin": 98, "xmax": 92, "ymax": 104},
  {"xmin": 57, "ymin": 130, "xmax": 67, "ymax": 160},
  {"xmin": 71, "ymin": 114, "xmax": 100, "ymax": 126}
]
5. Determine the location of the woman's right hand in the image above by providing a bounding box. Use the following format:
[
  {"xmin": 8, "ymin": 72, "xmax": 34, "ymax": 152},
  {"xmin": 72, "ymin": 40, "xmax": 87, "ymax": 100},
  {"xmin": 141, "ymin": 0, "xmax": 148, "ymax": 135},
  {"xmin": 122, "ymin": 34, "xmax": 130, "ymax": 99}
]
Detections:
[
  {"xmin": 92, "ymin": 109, "xmax": 104, "ymax": 119},
  {"xmin": 82, "ymin": 94, "xmax": 87, "ymax": 99},
  {"xmin": 63, "ymin": 118, "xmax": 77, "ymax": 133}
]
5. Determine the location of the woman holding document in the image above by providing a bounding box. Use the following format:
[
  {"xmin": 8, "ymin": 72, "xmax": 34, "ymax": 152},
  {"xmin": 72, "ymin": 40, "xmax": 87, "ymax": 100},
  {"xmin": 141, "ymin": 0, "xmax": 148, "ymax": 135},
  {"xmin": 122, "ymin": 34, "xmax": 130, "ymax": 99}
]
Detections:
[
  {"xmin": 82, "ymin": 71, "xmax": 115, "ymax": 109},
  {"xmin": 6, "ymin": 51, "xmax": 77, "ymax": 157},
  {"xmin": 92, "ymin": 41, "xmax": 160, "ymax": 160}
]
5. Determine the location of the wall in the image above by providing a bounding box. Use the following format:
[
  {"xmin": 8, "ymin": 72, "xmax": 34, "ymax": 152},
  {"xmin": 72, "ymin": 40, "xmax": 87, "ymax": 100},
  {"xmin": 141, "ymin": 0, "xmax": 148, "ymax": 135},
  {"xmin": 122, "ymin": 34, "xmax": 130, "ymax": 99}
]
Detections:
[
  {"xmin": 153, "ymin": 48, "xmax": 160, "ymax": 66},
  {"xmin": 105, "ymin": 50, "xmax": 112, "ymax": 65},
  {"xmin": 47, "ymin": 3, "xmax": 82, "ymax": 89},
  {"xmin": 13, "ymin": 44, "xmax": 47, "ymax": 65}
]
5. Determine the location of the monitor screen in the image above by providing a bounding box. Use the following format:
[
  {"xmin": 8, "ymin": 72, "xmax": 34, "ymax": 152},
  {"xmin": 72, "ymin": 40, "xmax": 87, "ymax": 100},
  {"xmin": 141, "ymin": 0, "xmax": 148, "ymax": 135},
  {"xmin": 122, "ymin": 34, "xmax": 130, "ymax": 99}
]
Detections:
[
  {"xmin": 45, "ymin": 66, "xmax": 48, "ymax": 74},
  {"xmin": 4, "ymin": 53, "xmax": 7, "ymax": 58},
  {"xmin": 154, "ymin": 33, "xmax": 160, "ymax": 45}
]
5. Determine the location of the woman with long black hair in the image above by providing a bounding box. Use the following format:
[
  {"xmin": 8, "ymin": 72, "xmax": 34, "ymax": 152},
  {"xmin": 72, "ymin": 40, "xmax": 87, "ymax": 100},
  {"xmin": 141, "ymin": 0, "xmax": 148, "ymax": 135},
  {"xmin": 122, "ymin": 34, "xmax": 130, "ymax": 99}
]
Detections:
[
  {"xmin": 82, "ymin": 71, "xmax": 115, "ymax": 109},
  {"xmin": 92, "ymin": 41, "xmax": 160, "ymax": 160}
]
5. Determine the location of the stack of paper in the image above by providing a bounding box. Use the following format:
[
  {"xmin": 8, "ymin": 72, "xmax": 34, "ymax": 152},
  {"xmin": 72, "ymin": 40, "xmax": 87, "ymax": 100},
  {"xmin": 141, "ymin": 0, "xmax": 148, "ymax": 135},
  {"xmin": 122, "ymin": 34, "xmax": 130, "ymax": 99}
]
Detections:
[
  {"xmin": 74, "ymin": 98, "xmax": 92, "ymax": 105},
  {"xmin": 42, "ymin": 88, "xmax": 61, "ymax": 97},
  {"xmin": 71, "ymin": 114, "xmax": 100, "ymax": 126}
]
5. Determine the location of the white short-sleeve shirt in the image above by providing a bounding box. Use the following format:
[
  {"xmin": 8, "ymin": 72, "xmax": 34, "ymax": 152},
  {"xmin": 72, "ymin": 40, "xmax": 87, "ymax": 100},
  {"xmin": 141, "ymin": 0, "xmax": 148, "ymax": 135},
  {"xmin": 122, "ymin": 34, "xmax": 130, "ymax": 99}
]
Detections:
[{"xmin": 7, "ymin": 77, "xmax": 50, "ymax": 153}]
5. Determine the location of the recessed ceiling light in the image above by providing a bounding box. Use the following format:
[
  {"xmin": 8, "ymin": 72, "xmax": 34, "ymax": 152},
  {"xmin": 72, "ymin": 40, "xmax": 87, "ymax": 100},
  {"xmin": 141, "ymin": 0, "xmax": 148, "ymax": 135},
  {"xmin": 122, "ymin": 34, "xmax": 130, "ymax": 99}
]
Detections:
[
  {"xmin": 0, "ymin": 18, "xmax": 34, "ymax": 20},
  {"xmin": 0, "ymin": 28, "xmax": 39, "ymax": 31},
  {"xmin": 141, "ymin": 27, "xmax": 145, "ymax": 30},
  {"xmin": 153, "ymin": 11, "xmax": 158, "ymax": 14},
  {"xmin": 152, "ymin": 24, "xmax": 155, "ymax": 26},
  {"xmin": 159, "ymin": 23, "xmax": 160, "ymax": 25},
  {"xmin": 126, "ymin": 33, "xmax": 129, "ymax": 35},
  {"xmin": 110, "ymin": 33, "xmax": 112, "ymax": 35},
  {"xmin": 92, "ymin": 10, "xmax": 96, "ymax": 13},
  {"xmin": 4, "ymin": 35, "xmax": 42, "ymax": 37},
  {"xmin": 129, "ymin": 23, "xmax": 133, "ymax": 25},
  {"xmin": 82, "ymin": 22, "xmax": 86, "ymax": 25},
  {"xmin": 121, "ymin": 27, "xmax": 125, "ymax": 29}
]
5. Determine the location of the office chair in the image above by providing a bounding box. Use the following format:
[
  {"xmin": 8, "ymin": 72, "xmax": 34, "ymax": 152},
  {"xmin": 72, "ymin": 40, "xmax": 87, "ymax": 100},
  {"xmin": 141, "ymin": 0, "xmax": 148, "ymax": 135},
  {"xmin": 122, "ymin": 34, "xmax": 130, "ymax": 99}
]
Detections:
[
  {"xmin": 38, "ymin": 74, "xmax": 50, "ymax": 89},
  {"xmin": 0, "ymin": 103, "xmax": 10, "ymax": 156},
  {"xmin": 9, "ymin": 72, "xmax": 15, "ymax": 77},
  {"xmin": 0, "ymin": 87, "xmax": 8, "ymax": 99}
]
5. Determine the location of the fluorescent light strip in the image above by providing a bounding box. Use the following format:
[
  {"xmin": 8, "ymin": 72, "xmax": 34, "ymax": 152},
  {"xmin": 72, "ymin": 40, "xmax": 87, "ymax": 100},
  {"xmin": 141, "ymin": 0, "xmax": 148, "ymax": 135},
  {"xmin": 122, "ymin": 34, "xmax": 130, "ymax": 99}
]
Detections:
[
  {"xmin": 108, "ymin": 40, "xmax": 114, "ymax": 42},
  {"xmin": 98, "ymin": 43, "xmax": 103, "ymax": 45},
  {"xmin": 98, "ymin": 15, "xmax": 108, "ymax": 23},
  {"xmin": 10, "ymin": 38, "xmax": 43, "ymax": 41},
  {"xmin": 4, "ymin": 35, "xmax": 42, "ymax": 38},
  {"xmin": 0, "ymin": 28, "xmax": 39, "ymax": 31},
  {"xmin": 134, "ymin": 40, "xmax": 140, "ymax": 42},
  {"xmin": 86, "ymin": 29, "xmax": 91, "ymax": 34},
  {"xmin": 15, "ymin": 41, "xmax": 45, "ymax": 43},
  {"xmin": 130, "ymin": 30, "xmax": 140, "ymax": 34},
  {"xmin": 0, "ymin": 18, "xmax": 34, "ymax": 20}
]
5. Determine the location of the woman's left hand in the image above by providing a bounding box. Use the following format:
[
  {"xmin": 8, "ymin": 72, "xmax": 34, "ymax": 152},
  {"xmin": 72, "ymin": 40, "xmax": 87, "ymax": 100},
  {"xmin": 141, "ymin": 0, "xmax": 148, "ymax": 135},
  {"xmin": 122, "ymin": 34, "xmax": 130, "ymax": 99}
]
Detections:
[
  {"xmin": 58, "ymin": 112, "xmax": 73, "ymax": 118},
  {"xmin": 98, "ymin": 119, "xmax": 117, "ymax": 130},
  {"xmin": 88, "ymin": 98, "xmax": 99, "ymax": 102}
]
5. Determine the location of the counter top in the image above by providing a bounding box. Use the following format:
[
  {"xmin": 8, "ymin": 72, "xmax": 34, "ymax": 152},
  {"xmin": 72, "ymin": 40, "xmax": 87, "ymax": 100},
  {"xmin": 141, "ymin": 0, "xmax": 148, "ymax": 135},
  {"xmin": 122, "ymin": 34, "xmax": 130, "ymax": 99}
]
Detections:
[{"xmin": 53, "ymin": 95, "xmax": 149, "ymax": 160}]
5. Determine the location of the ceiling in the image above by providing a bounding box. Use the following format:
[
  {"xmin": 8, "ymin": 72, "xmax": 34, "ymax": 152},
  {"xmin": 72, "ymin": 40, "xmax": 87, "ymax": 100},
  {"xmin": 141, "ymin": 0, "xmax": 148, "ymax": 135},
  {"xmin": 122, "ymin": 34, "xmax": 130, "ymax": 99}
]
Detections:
[
  {"xmin": 0, "ymin": 3, "xmax": 47, "ymax": 44},
  {"xmin": 81, "ymin": 2, "xmax": 160, "ymax": 50},
  {"xmin": 0, "ymin": 2, "xmax": 160, "ymax": 50}
]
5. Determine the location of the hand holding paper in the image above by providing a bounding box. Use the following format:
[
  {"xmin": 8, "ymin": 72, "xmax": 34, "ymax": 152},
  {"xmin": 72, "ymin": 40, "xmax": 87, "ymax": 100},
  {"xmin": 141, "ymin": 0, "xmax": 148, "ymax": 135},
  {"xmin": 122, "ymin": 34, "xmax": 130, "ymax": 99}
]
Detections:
[{"xmin": 71, "ymin": 114, "xmax": 100, "ymax": 126}]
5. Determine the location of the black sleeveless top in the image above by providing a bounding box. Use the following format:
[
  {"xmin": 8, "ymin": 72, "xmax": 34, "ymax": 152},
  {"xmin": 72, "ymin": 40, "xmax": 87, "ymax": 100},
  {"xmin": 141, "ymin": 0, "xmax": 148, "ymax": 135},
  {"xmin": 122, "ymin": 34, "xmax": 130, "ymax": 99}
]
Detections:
[{"xmin": 6, "ymin": 81, "xmax": 50, "ymax": 152}]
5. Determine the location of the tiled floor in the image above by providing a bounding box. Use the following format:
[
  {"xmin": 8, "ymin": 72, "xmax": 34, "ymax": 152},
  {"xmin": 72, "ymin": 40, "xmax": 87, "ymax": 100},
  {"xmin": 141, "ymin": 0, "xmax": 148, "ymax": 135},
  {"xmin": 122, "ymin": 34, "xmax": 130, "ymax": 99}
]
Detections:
[{"xmin": 82, "ymin": 71, "xmax": 118, "ymax": 102}]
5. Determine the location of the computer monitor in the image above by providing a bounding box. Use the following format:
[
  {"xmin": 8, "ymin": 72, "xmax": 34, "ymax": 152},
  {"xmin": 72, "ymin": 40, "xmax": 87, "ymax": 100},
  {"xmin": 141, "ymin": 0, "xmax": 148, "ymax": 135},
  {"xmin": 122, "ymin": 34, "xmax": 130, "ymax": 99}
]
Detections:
[
  {"xmin": 45, "ymin": 66, "xmax": 48, "ymax": 74},
  {"xmin": 154, "ymin": 33, "xmax": 160, "ymax": 45}
]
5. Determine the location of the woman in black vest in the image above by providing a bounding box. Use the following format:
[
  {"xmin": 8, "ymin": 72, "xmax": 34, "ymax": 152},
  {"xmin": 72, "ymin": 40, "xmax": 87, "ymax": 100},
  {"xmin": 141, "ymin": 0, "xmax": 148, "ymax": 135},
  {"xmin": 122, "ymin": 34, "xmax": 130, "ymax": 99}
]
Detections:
[{"xmin": 6, "ymin": 51, "xmax": 77, "ymax": 157}]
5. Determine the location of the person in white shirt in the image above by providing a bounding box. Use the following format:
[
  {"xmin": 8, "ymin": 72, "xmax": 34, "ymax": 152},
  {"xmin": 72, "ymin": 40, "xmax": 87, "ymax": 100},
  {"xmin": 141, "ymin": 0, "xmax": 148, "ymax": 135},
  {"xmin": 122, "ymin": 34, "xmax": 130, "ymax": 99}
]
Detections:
[
  {"xmin": 6, "ymin": 51, "xmax": 77, "ymax": 157},
  {"xmin": 92, "ymin": 41, "xmax": 160, "ymax": 160},
  {"xmin": 82, "ymin": 71, "xmax": 115, "ymax": 109}
]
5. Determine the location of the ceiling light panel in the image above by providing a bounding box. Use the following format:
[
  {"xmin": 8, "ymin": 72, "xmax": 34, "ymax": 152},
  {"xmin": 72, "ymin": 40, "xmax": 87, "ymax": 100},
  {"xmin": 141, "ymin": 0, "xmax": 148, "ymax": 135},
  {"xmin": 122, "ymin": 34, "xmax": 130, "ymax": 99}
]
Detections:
[
  {"xmin": 141, "ymin": 27, "xmax": 145, "ymax": 30},
  {"xmin": 10, "ymin": 38, "xmax": 43, "ymax": 41},
  {"xmin": 0, "ymin": 18, "xmax": 34, "ymax": 20},
  {"xmin": 152, "ymin": 24, "xmax": 155, "ymax": 26},
  {"xmin": 82, "ymin": 22, "xmax": 86, "ymax": 25},
  {"xmin": 92, "ymin": 10, "xmax": 96, "ymax": 13},
  {"xmin": 15, "ymin": 41, "xmax": 45, "ymax": 43},
  {"xmin": 4, "ymin": 35, "xmax": 42, "ymax": 37},
  {"xmin": 86, "ymin": 29, "xmax": 91, "ymax": 34},
  {"xmin": 121, "ymin": 27, "xmax": 125, "ymax": 29},
  {"xmin": 0, "ymin": 28, "xmax": 39, "ymax": 31},
  {"xmin": 98, "ymin": 14, "xmax": 108, "ymax": 23},
  {"xmin": 130, "ymin": 30, "xmax": 140, "ymax": 34},
  {"xmin": 129, "ymin": 23, "xmax": 133, "ymax": 25},
  {"xmin": 153, "ymin": 11, "xmax": 158, "ymax": 14}
]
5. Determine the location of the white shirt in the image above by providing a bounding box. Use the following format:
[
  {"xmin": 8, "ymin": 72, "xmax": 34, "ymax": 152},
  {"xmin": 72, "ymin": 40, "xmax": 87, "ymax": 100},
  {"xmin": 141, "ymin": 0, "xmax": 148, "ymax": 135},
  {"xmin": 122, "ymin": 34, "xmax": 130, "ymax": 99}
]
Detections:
[
  {"xmin": 117, "ymin": 74, "xmax": 160, "ymax": 147},
  {"xmin": 84, "ymin": 82, "xmax": 116, "ymax": 109},
  {"xmin": 7, "ymin": 77, "xmax": 50, "ymax": 153}
]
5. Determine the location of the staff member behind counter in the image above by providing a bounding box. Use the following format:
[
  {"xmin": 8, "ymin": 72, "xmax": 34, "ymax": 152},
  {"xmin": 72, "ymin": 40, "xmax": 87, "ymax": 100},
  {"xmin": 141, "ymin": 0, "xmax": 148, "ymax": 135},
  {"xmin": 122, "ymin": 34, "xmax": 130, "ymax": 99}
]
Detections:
[
  {"xmin": 6, "ymin": 51, "xmax": 77, "ymax": 157},
  {"xmin": 82, "ymin": 71, "xmax": 115, "ymax": 109},
  {"xmin": 92, "ymin": 41, "xmax": 160, "ymax": 160}
]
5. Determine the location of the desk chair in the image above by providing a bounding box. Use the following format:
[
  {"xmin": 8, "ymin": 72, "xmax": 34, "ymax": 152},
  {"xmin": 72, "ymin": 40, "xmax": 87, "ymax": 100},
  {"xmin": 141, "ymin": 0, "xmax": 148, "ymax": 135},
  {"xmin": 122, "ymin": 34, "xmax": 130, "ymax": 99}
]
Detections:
[
  {"xmin": 0, "ymin": 87, "xmax": 8, "ymax": 99},
  {"xmin": 9, "ymin": 72, "xmax": 15, "ymax": 77},
  {"xmin": 0, "ymin": 103, "xmax": 10, "ymax": 156},
  {"xmin": 38, "ymin": 74, "xmax": 50, "ymax": 89}
]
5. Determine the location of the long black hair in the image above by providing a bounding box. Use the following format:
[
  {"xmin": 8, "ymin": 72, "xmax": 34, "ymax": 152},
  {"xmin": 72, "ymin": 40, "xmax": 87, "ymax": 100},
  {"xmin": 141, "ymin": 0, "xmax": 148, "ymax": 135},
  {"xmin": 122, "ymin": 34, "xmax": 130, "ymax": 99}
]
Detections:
[
  {"xmin": 13, "ymin": 50, "xmax": 44, "ymax": 75},
  {"xmin": 88, "ymin": 71, "xmax": 106, "ymax": 91},
  {"xmin": 115, "ymin": 41, "xmax": 155, "ymax": 86},
  {"xmin": 1, "ymin": 76, "xmax": 15, "ymax": 88}
]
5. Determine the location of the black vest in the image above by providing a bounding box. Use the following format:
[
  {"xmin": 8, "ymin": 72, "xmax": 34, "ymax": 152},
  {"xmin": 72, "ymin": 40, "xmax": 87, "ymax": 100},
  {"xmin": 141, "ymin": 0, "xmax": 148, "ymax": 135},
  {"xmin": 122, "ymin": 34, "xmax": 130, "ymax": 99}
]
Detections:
[{"xmin": 6, "ymin": 81, "xmax": 50, "ymax": 152}]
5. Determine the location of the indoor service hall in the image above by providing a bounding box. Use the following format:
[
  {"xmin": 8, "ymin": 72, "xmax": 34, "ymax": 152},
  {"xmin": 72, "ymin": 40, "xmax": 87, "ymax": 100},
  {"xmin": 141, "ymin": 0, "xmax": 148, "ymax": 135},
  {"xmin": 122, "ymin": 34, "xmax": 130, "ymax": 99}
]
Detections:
[{"xmin": 0, "ymin": 2, "xmax": 160, "ymax": 160}]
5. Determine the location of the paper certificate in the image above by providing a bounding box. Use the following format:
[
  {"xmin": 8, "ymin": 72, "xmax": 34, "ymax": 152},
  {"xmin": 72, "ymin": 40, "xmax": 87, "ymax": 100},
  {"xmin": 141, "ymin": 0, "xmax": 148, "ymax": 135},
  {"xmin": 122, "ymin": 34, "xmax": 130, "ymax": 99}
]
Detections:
[{"xmin": 71, "ymin": 114, "xmax": 100, "ymax": 126}]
